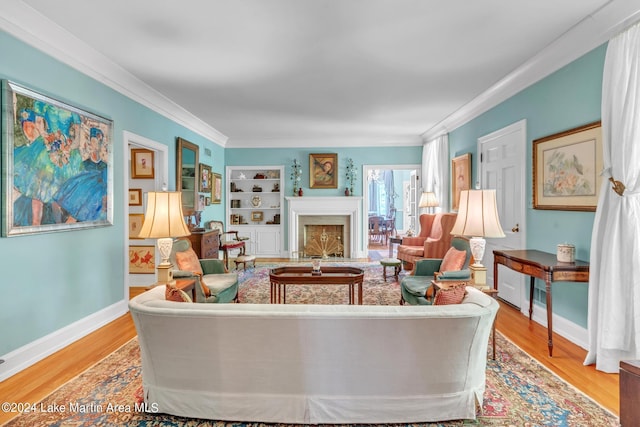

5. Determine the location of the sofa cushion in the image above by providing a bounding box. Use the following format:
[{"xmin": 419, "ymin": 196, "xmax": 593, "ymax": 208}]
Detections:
[
  {"xmin": 440, "ymin": 246, "xmax": 467, "ymax": 272},
  {"xmin": 165, "ymin": 284, "xmax": 192, "ymax": 302},
  {"xmin": 434, "ymin": 283, "xmax": 467, "ymax": 305}
]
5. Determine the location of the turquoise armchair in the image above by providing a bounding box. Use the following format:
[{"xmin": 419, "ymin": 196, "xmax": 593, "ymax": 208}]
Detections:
[
  {"xmin": 170, "ymin": 239, "xmax": 239, "ymax": 303},
  {"xmin": 400, "ymin": 237, "xmax": 472, "ymax": 305}
]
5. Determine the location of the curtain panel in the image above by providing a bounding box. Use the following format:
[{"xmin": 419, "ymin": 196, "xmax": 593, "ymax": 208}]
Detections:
[
  {"xmin": 585, "ymin": 21, "xmax": 640, "ymax": 373},
  {"xmin": 422, "ymin": 134, "xmax": 450, "ymax": 212}
]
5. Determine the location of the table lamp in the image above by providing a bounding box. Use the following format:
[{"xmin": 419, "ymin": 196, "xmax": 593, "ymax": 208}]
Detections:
[
  {"xmin": 137, "ymin": 191, "xmax": 191, "ymax": 283},
  {"xmin": 450, "ymin": 189, "xmax": 505, "ymax": 286},
  {"xmin": 419, "ymin": 191, "xmax": 439, "ymax": 213}
]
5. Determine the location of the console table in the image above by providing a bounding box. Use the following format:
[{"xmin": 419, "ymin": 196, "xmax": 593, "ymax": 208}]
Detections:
[{"xmin": 493, "ymin": 249, "xmax": 589, "ymax": 357}]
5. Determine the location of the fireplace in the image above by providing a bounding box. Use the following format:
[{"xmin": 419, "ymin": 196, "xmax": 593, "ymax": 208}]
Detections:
[{"xmin": 286, "ymin": 196, "xmax": 364, "ymax": 259}]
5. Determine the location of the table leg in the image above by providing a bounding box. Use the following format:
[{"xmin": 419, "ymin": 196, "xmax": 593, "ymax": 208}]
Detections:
[
  {"xmin": 283, "ymin": 284, "xmax": 286, "ymax": 304},
  {"xmin": 545, "ymin": 277, "xmax": 553, "ymax": 356},
  {"xmin": 529, "ymin": 276, "xmax": 535, "ymax": 320},
  {"xmin": 358, "ymin": 282, "xmax": 363, "ymax": 305},
  {"xmin": 270, "ymin": 283, "xmax": 274, "ymax": 303},
  {"xmin": 349, "ymin": 284, "xmax": 354, "ymax": 304}
]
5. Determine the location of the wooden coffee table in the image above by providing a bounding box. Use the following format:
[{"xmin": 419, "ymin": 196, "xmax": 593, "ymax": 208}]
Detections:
[{"xmin": 269, "ymin": 266, "xmax": 365, "ymax": 304}]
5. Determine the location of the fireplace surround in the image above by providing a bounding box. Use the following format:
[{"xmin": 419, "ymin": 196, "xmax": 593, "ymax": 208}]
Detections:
[{"xmin": 286, "ymin": 197, "xmax": 364, "ymax": 259}]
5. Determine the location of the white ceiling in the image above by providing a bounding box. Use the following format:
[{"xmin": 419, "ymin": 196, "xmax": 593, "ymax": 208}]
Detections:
[{"xmin": 3, "ymin": 0, "xmax": 638, "ymax": 147}]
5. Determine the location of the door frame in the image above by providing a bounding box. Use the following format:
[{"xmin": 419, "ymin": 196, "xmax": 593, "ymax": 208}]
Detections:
[
  {"xmin": 477, "ymin": 120, "xmax": 527, "ymax": 308},
  {"xmin": 362, "ymin": 164, "xmax": 420, "ymax": 249},
  {"xmin": 123, "ymin": 131, "xmax": 169, "ymax": 289}
]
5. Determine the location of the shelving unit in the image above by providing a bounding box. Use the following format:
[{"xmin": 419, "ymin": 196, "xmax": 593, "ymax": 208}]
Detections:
[{"xmin": 226, "ymin": 166, "xmax": 284, "ymax": 257}]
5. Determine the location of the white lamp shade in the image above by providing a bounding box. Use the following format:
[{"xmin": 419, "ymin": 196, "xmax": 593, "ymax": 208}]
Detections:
[
  {"xmin": 137, "ymin": 191, "xmax": 191, "ymax": 239},
  {"xmin": 418, "ymin": 191, "xmax": 439, "ymax": 208},
  {"xmin": 450, "ymin": 189, "xmax": 505, "ymax": 238}
]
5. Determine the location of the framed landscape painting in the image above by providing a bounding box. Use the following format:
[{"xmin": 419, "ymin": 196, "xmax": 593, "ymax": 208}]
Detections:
[
  {"xmin": 1, "ymin": 81, "xmax": 113, "ymax": 236},
  {"xmin": 533, "ymin": 122, "xmax": 602, "ymax": 211}
]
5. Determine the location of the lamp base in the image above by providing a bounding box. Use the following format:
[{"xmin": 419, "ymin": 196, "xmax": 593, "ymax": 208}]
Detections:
[
  {"xmin": 156, "ymin": 263, "xmax": 174, "ymax": 284},
  {"xmin": 470, "ymin": 265, "xmax": 487, "ymax": 288}
]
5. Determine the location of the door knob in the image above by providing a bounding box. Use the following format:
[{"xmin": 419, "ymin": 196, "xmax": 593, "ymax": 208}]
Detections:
[{"xmin": 511, "ymin": 224, "xmax": 519, "ymax": 233}]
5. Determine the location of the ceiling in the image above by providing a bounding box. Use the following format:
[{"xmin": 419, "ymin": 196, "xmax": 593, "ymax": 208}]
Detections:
[{"xmin": 2, "ymin": 0, "xmax": 632, "ymax": 147}]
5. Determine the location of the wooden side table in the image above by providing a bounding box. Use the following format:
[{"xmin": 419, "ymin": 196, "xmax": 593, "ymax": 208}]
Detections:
[
  {"xmin": 430, "ymin": 280, "xmax": 499, "ymax": 360},
  {"xmin": 620, "ymin": 360, "xmax": 640, "ymax": 426},
  {"xmin": 146, "ymin": 278, "xmax": 197, "ymax": 302}
]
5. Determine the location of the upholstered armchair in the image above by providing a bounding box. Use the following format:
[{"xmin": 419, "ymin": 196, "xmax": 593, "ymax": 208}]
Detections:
[
  {"xmin": 170, "ymin": 239, "xmax": 239, "ymax": 303},
  {"xmin": 397, "ymin": 213, "xmax": 458, "ymax": 270},
  {"xmin": 400, "ymin": 237, "xmax": 472, "ymax": 305}
]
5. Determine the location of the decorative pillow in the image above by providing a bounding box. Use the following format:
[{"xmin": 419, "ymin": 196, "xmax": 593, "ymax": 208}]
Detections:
[
  {"xmin": 165, "ymin": 284, "xmax": 192, "ymax": 302},
  {"xmin": 175, "ymin": 250, "xmax": 209, "ymax": 297},
  {"xmin": 440, "ymin": 247, "xmax": 467, "ymax": 272},
  {"xmin": 175, "ymin": 249, "xmax": 204, "ymax": 275},
  {"xmin": 434, "ymin": 283, "xmax": 467, "ymax": 305}
]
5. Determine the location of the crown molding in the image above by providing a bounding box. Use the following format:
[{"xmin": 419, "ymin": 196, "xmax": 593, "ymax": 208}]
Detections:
[
  {"xmin": 0, "ymin": 0, "xmax": 228, "ymax": 146},
  {"xmin": 225, "ymin": 134, "xmax": 425, "ymax": 148},
  {"xmin": 422, "ymin": 0, "xmax": 640, "ymax": 142}
]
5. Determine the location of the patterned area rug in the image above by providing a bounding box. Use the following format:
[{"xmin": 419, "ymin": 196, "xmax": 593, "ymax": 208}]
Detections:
[{"xmin": 3, "ymin": 262, "xmax": 619, "ymax": 427}]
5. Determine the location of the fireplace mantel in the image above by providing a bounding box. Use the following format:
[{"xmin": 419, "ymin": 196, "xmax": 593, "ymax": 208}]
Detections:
[{"xmin": 286, "ymin": 197, "xmax": 364, "ymax": 258}]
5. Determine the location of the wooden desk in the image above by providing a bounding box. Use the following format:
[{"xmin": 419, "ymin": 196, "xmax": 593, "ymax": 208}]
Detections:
[{"xmin": 493, "ymin": 249, "xmax": 589, "ymax": 356}]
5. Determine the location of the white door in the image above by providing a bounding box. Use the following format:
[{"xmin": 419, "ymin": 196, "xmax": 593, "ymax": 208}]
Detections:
[{"xmin": 478, "ymin": 120, "xmax": 526, "ymax": 308}]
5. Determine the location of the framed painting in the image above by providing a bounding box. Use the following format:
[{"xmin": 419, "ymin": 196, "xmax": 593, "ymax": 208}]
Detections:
[
  {"xmin": 533, "ymin": 122, "xmax": 602, "ymax": 211},
  {"xmin": 128, "ymin": 188, "xmax": 142, "ymax": 206},
  {"xmin": 199, "ymin": 163, "xmax": 212, "ymax": 192},
  {"xmin": 131, "ymin": 148, "xmax": 154, "ymax": 179},
  {"xmin": 129, "ymin": 245, "xmax": 155, "ymax": 274},
  {"xmin": 310, "ymin": 153, "xmax": 338, "ymax": 188},
  {"xmin": 128, "ymin": 213, "xmax": 145, "ymax": 238},
  {"xmin": 212, "ymin": 172, "xmax": 222, "ymax": 204},
  {"xmin": 251, "ymin": 211, "xmax": 264, "ymax": 222},
  {"xmin": 451, "ymin": 153, "xmax": 471, "ymax": 211},
  {"xmin": 1, "ymin": 81, "xmax": 113, "ymax": 236}
]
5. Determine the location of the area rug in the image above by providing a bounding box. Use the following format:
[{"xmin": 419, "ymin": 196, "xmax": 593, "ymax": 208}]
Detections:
[{"xmin": 3, "ymin": 263, "xmax": 619, "ymax": 427}]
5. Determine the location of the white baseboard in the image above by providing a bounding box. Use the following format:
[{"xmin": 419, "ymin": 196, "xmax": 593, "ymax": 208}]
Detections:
[
  {"xmin": 524, "ymin": 303, "xmax": 588, "ymax": 350},
  {"xmin": 0, "ymin": 300, "xmax": 129, "ymax": 382}
]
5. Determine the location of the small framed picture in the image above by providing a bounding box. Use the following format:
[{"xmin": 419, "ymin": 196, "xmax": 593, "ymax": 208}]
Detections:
[
  {"xmin": 199, "ymin": 163, "xmax": 212, "ymax": 192},
  {"xmin": 129, "ymin": 213, "xmax": 145, "ymax": 239},
  {"xmin": 129, "ymin": 245, "xmax": 155, "ymax": 274},
  {"xmin": 212, "ymin": 172, "xmax": 222, "ymax": 204},
  {"xmin": 205, "ymin": 196, "xmax": 211, "ymax": 206},
  {"xmin": 128, "ymin": 188, "xmax": 142, "ymax": 206},
  {"xmin": 251, "ymin": 211, "xmax": 263, "ymax": 222},
  {"xmin": 131, "ymin": 149, "xmax": 155, "ymax": 179},
  {"xmin": 451, "ymin": 153, "xmax": 471, "ymax": 211},
  {"xmin": 310, "ymin": 153, "xmax": 338, "ymax": 189}
]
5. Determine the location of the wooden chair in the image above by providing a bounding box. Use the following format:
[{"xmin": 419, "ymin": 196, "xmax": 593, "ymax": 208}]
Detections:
[
  {"xmin": 206, "ymin": 220, "xmax": 249, "ymax": 270},
  {"xmin": 368, "ymin": 216, "xmax": 388, "ymax": 245}
]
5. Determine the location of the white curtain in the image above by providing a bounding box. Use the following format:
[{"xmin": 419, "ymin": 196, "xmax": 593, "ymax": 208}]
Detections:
[
  {"xmin": 584, "ymin": 22, "xmax": 640, "ymax": 373},
  {"xmin": 422, "ymin": 134, "xmax": 450, "ymax": 212}
]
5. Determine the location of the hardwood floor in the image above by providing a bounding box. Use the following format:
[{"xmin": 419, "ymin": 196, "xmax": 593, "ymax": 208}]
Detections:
[{"xmin": 0, "ymin": 262, "xmax": 619, "ymax": 425}]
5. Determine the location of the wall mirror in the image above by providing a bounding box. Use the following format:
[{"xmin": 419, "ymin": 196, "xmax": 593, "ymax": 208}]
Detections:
[{"xmin": 176, "ymin": 137, "xmax": 199, "ymax": 216}]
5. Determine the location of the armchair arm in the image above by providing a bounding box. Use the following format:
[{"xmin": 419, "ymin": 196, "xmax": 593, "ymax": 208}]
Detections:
[
  {"xmin": 436, "ymin": 268, "xmax": 471, "ymax": 280},
  {"xmin": 172, "ymin": 269, "xmax": 197, "ymax": 278},
  {"xmin": 200, "ymin": 258, "xmax": 228, "ymax": 274},
  {"xmin": 402, "ymin": 236, "xmax": 426, "ymax": 246}
]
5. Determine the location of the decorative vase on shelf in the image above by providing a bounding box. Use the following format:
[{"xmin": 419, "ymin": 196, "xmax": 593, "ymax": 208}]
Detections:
[
  {"xmin": 298, "ymin": 188, "xmax": 303, "ymax": 196},
  {"xmin": 345, "ymin": 188, "xmax": 350, "ymax": 196}
]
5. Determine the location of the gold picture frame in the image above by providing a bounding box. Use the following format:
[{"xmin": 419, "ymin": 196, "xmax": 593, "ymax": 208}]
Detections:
[
  {"xmin": 451, "ymin": 153, "xmax": 471, "ymax": 211},
  {"xmin": 533, "ymin": 122, "xmax": 602, "ymax": 211},
  {"xmin": 212, "ymin": 172, "xmax": 222, "ymax": 204},
  {"xmin": 129, "ymin": 245, "xmax": 155, "ymax": 274},
  {"xmin": 199, "ymin": 163, "xmax": 212, "ymax": 192},
  {"xmin": 128, "ymin": 213, "xmax": 145, "ymax": 239},
  {"xmin": 310, "ymin": 153, "xmax": 338, "ymax": 188},
  {"xmin": 251, "ymin": 211, "xmax": 263, "ymax": 222},
  {"xmin": 128, "ymin": 188, "xmax": 142, "ymax": 206},
  {"xmin": 131, "ymin": 148, "xmax": 155, "ymax": 179}
]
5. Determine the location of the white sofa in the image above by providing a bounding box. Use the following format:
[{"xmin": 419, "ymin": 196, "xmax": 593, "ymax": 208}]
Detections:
[{"xmin": 129, "ymin": 286, "xmax": 498, "ymax": 424}]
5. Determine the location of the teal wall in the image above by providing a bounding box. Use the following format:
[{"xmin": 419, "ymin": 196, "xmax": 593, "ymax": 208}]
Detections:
[
  {"xmin": 0, "ymin": 31, "xmax": 225, "ymax": 355},
  {"xmin": 448, "ymin": 44, "xmax": 607, "ymax": 327}
]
